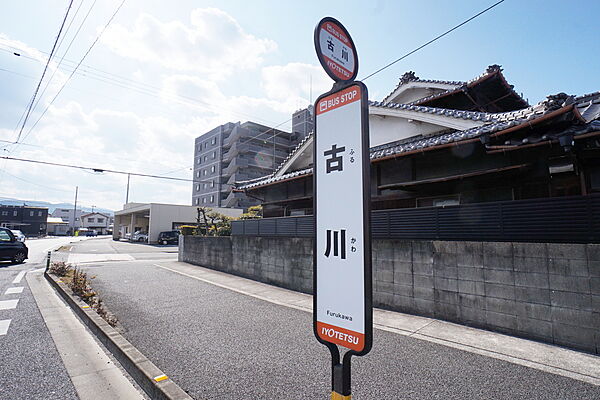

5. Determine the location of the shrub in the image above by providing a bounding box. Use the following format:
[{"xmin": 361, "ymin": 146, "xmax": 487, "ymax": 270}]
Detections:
[{"xmin": 48, "ymin": 261, "xmax": 71, "ymax": 277}]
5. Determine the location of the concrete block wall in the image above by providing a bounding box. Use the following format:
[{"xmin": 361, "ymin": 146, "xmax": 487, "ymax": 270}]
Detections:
[
  {"xmin": 180, "ymin": 235, "xmax": 600, "ymax": 354},
  {"xmin": 180, "ymin": 236, "xmax": 313, "ymax": 293}
]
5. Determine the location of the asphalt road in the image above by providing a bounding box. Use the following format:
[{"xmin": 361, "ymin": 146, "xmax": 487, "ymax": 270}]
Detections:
[
  {"xmin": 69, "ymin": 238, "xmax": 600, "ymax": 399},
  {"xmin": 0, "ymin": 236, "xmax": 92, "ymax": 400}
]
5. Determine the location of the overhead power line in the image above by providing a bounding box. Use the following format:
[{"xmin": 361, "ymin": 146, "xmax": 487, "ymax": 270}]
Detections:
[
  {"xmin": 361, "ymin": 0, "xmax": 505, "ymax": 81},
  {"xmin": 12, "ymin": 0, "xmax": 127, "ymax": 154},
  {"xmin": 0, "ymin": 155, "xmax": 235, "ymax": 187},
  {"xmin": 26, "ymin": 0, "xmax": 97, "ymax": 132},
  {"xmin": 11, "ymin": 0, "xmax": 84, "ymax": 134},
  {"xmin": 15, "ymin": 0, "xmax": 75, "ymax": 143},
  {"xmin": 0, "ymin": 41, "xmax": 283, "ymax": 128}
]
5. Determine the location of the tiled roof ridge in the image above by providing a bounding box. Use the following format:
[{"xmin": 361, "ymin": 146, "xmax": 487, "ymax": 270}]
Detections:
[
  {"xmin": 408, "ymin": 64, "xmax": 528, "ymax": 108},
  {"xmin": 239, "ymin": 91, "xmax": 598, "ymax": 191},
  {"xmin": 370, "ymin": 100, "xmax": 499, "ymax": 122},
  {"xmin": 237, "ymin": 168, "xmax": 313, "ymax": 190},
  {"xmin": 381, "ymin": 70, "xmax": 465, "ymax": 104},
  {"xmin": 271, "ymin": 131, "xmax": 314, "ymax": 176},
  {"xmin": 574, "ymin": 90, "xmax": 600, "ymax": 103}
]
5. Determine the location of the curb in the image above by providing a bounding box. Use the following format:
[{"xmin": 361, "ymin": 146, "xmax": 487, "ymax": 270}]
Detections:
[{"xmin": 44, "ymin": 272, "xmax": 193, "ymax": 400}]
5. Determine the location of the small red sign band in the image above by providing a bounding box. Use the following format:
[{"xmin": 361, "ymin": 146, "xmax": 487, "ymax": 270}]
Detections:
[
  {"xmin": 316, "ymin": 85, "xmax": 361, "ymax": 116},
  {"xmin": 324, "ymin": 21, "xmax": 350, "ymax": 46},
  {"xmin": 322, "ymin": 54, "xmax": 352, "ymax": 81},
  {"xmin": 317, "ymin": 321, "xmax": 365, "ymax": 352}
]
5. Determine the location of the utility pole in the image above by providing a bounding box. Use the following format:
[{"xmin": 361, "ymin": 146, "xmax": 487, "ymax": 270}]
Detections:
[
  {"xmin": 91, "ymin": 205, "xmax": 96, "ymax": 213},
  {"xmin": 125, "ymin": 173, "xmax": 130, "ymax": 204},
  {"xmin": 72, "ymin": 186, "xmax": 78, "ymax": 236}
]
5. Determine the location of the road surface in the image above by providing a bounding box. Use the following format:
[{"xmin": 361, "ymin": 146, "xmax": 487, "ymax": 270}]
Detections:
[
  {"xmin": 0, "ymin": 236, "xmax": 92, "ymax": 399},
  {"xmin": 65, "ymin": 237, "xmax": 600, "ymax": 399}
]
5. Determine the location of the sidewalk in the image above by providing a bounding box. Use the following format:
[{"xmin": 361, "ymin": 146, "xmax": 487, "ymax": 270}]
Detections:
[{"xmin": 154, "ymin": 260, "xmax": 600, "ymax": 386}]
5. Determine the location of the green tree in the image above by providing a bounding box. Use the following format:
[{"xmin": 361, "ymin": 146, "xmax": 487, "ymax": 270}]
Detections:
[
  {"xmin": 196, "ymin": 207, "xmax": 233, "ymax": 236},
  {"xmin": 239, "ymin": 205, "xmax": 262, "ymax": 220}
]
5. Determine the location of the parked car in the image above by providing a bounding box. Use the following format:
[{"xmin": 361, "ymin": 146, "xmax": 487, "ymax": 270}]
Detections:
[
  {"xmin": 131, "ymin": 231, "xmax": 148, "ymax": 242},
  {"xmin": 85, "ymin": 230, "xmax": 98, "ymax": 237},
  {"xmin": 10, "ymin": 230, "xmax": 26, "ymax": 242},
  {"xmin": 158, "ymin": 230, "xmax": 179, "ymax": 245},
  {"xmin": 0, "ymin": 228, "xmax": 28, "ymax": 264}
]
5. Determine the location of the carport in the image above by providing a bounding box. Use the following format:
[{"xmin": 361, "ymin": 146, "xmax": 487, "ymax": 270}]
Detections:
[{"xmin": 113, "ymin": 202, "xmax": 242, "ymax": 244}]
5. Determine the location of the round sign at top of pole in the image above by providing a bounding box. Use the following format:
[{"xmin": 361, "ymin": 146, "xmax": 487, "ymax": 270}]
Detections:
[{"xmin": 314, "ymin": 17, "xmax": 358, "ymax": 82}]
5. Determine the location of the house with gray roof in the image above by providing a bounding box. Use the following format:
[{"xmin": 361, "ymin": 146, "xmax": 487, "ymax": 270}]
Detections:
[{"xmin": 235, "ymin": 65, "xmax": 600, "ymax": 218}]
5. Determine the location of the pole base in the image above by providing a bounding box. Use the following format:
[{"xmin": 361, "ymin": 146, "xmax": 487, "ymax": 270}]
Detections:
[{"xmin": 331, "ymin": 391, "xmax": 351, "ymax": 400}]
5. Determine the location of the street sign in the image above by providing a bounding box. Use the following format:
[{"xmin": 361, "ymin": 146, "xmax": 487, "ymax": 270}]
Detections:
[
  {"xmin": 313, "ymin": 82, "xmax": 372, "ymax": 355},
  {"xmin": 313, "ymin": 17, "xmax": 371, "ymax": 399},
  {"xmin": 314, "ymin": 17, "xmax": 359, "ymax": 82}
]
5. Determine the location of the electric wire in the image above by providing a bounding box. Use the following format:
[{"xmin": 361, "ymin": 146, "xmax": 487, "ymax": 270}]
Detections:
[
  {"xmin": 0, "ymin": 155, "xmax": 235, "ymax": 186},
  {"xmin": 0, "ymin": 42, "xmax": 283, "ymax": 128},
  {"xmin": 11, "ymin": 0, "xmax": 127, "ymax": 155},
  {"xmin": 27, "ymin": 0, "xmax": 97, "ymax": 131},
  {"xmin": 361, "ymin": 0, "xmax": 505, "ymax": 81},
  {"xmin": 15, "ymin": 0, "xmax": 75, "ymax": 143}
]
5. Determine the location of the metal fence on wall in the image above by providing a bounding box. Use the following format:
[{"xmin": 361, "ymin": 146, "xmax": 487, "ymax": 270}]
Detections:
[{"xmin": 231, "ymin": 194, "xmax": 600, "ymax": 243}]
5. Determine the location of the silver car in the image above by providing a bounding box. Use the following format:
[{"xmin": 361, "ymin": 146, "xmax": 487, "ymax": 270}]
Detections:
[{"xmin": 10, "ymin": 230, "xmax": 26, "ymax": 242}]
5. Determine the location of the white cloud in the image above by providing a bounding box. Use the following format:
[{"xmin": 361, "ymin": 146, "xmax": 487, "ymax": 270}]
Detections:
[
  {"xmin": 0, "ymin": 100, "xmax": 199, "ymax": 210},
  {"xmin": 101, "ymin": 8, "xmax": 277, "ymax": 79},
  {"xmin": 261, "ymin": 62, "xmax": 332, "ymax": 111}
]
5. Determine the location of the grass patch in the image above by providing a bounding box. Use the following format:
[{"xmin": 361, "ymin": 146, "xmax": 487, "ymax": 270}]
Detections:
[{"xmin": 48, "ymin": 262, "xmax": 118, "ymax": 327}]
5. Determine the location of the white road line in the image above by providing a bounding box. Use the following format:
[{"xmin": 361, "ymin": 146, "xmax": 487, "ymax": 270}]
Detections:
[
  {"xmin": 0, "ymin": 319, "xmax": 11, "ymax": 335},
  {"xmin": 12, "ymin": 271, "xmax": 26, "ymax": 284},
  {"xmin": 4, "ymin": 287, "xmax": 24, "ymax": 295},
  {"xmin": 0, "ymin": 299, "xmax": 19, "ymax": 310}
]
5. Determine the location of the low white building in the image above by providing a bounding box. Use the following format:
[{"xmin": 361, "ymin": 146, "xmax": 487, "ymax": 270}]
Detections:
[
  {"xmin": 47, "ymin": 217, "xmax": 69, "ymax": 235},
  {"xmin": 81, "ymin": 212, "xmax": 112, "ymax": 235},
  {"xmin": 113, "ymin": 202, "xmax": 243, "ymax": 243},
  {"xmin": 51, "ymin": 208, "xmax": 84, "ymax": 231}
]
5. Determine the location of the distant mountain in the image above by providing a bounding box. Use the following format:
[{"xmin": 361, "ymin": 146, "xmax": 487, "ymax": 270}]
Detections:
[{"xmin": 0, "ymin": 197, "xmax": 114, "ymax": 215}]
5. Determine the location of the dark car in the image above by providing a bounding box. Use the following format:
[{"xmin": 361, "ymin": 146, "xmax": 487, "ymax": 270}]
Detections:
[
  {"xmin": 0, "ymin": 227, "xmax": 28, "ymax": 264},
  {"xmin": 158, "ymin": 230, "xmax": 179, "ymax": 245},
  {"xmin": 85, "ymin": 230, "xmax": 98, "ymax": 237}
]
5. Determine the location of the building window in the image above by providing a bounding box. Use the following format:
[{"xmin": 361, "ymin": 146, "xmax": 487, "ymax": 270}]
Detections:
[
  {"xmin": 197, "ymin": 158, "xmax": 201, "ymax": 165},
  {"xmin": 1, "ymin": 211, "xmax": 7, "ymax": 216},
  {"xmin": 97, "ymin": 218, "xmax": 104, "ymax": 223},
  {"xmin": 196, "ymin": 171, "xmax": 200, "ymax": 178},
  {"xmin": 210, "ymin": 195, "xmax": 214, "ymax": 203},
  {"xmin": 88, "ymin": 218, "xmax": 95, "ymax": 223},
  {"xmin": 203, "ymin": 169, "xmax": 207, "ymax": 176},
  {"xmin": 30, "ymin": 211, "xmax": 34, "ymax": 216},
  {"xmin": 211, "ymin": 137, "xmax": 216, "ymax": 145},
  {"xmin": 38, "ymin": 211, "xmax": 43, "ymax": 216},
  {"xmin": 204, "ymin": 155, "xmax": 207, "ymax": 162},
  {"xmin": 211, "ymin": 180, "xmax": 214, "ymax": 188},
  {"xmin": 13, "ymin": 211, "xmax": 17, "ymax": 216},
  {"xmin": 202, "ymin": 197, "xmax": 206, "ymax": 203},
  {"xmin": 211, "ymin": 165, "xmax": 215, "ymax": 173},
  {"xmin": 203, "ymin": 183, "xmax": 207, "ymax": 189},
  {"xmin": 212, "ymin": 151, "xmax": 216, "ymax": 159},
  {"xmin": 196, "ymin": 184, "xmax": 200, "ymax": 191},
  {"xmin": 195, "ymin": 198, "xmax": 199, "ymax": 205}
]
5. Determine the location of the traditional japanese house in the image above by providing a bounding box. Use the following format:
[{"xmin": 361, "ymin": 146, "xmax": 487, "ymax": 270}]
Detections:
[{"xmin": 235, "ymin": 65, "xmax": 600, "ymax": 219}]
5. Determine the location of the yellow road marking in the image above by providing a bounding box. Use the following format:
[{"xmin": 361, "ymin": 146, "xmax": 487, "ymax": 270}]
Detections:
[{"xmin": 332, "ymin": 392, "xmax": 351, "ymax": 400}]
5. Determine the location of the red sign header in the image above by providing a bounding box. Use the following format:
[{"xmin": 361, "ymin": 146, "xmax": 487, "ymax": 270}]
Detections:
[{"xmin": 314, "ymin": 17, "xmax": 358, "ymax": 82}]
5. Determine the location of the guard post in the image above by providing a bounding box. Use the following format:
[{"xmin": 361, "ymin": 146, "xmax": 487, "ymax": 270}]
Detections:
[
  {"xmin": 45, "ymin": 250, "xmax": 51, "ymax": 272},
  {"xmin": 312, "ymin": 17, "xmax": 372, "ymax": 399}
]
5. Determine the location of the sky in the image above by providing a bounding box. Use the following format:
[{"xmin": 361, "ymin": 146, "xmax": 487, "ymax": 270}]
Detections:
[{"xmin": 0, "ymin": 0, "xmax": 598, "ymax": 211}]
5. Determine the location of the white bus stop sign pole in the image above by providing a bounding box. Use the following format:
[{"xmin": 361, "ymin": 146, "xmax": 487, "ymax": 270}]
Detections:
[{"xmin": 313, "ymin": 81, "xmax": 372, "ymax": 355}]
